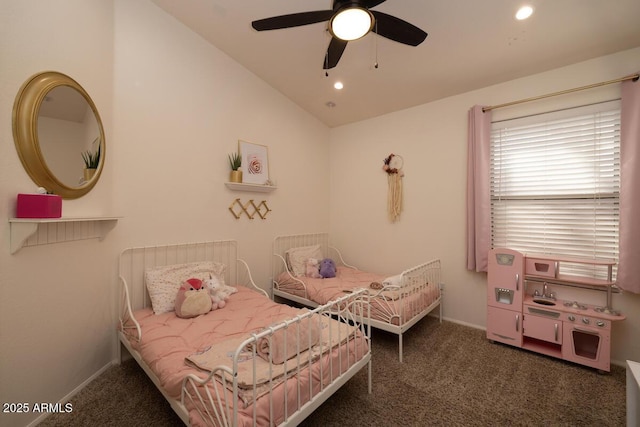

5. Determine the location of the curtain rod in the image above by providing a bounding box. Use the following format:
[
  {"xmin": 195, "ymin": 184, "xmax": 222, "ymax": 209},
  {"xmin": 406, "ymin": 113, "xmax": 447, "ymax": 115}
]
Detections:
[{"xmin": 482, "ymin": 73, "xmax": 639, "ymax": 113}]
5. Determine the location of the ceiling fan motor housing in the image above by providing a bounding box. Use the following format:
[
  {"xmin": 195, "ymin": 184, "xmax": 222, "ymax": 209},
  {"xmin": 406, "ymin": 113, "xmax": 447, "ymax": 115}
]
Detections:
[{"xmin": 333, "ymin": 0, "xmax": 368, "ymax": 11}]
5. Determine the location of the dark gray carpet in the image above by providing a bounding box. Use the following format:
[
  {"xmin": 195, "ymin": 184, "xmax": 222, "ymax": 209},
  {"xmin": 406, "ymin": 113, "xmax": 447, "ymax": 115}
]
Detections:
[{"xmin": 40, "ymin": 317, "xmax": 626, "ymax": 426}]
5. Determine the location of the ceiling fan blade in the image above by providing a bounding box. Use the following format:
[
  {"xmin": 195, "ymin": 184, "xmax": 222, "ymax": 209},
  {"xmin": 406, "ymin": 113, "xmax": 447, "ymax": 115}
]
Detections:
[
  {"xmin": 371, "ymin": 11, "xmax": 427, "ymax": 46},
  {"xmin": 362, "ymin": 0, "xmax": 387, "ymax": 8},
  {"xmin": 323, "ymin": 37, "xmax": 348, "ymax": 69},
  {"xmin": 252, "ymin": 10, "xmax": 334, "ymax": 31}
]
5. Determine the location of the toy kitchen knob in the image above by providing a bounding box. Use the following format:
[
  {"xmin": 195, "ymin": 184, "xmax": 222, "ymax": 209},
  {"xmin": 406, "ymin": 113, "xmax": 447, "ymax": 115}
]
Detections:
[
  {"xmin": 568, "ymin": 315, "xmax": 576, "ymax": 321},
  {"xmin": 582, "ymin": 317, "xmax": 590, "ymax": 325}
]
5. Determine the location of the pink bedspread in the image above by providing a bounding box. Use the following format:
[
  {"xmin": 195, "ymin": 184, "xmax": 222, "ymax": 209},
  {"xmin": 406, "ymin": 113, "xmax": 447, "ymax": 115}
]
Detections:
[
  {"xmin": 276, "ymin": 266, "xmax": 386, "ymax": 304},
  {"xmin": 276, "ymin": 267, "xmax": 441, "ymax": 326},
  {"xmin": 123, "ymin": 286, "xmax": 368, "ymax": 426}
]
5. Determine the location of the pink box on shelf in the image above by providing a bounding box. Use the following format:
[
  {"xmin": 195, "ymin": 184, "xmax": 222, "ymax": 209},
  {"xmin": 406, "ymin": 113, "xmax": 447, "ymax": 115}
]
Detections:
[{"xmin": 16, "ymin": 194, "xmax": 62, "ymax": 218}]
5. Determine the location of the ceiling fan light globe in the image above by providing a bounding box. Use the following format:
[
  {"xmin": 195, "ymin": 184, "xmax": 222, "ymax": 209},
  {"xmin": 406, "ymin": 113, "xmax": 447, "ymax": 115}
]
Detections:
[
  {"xmin": 330, "ymin": 7, "xmax": 373, "ymax": 41},
  {"xmin": 515, "ymin": 5, "xmax": 534, "ymax": 20}
]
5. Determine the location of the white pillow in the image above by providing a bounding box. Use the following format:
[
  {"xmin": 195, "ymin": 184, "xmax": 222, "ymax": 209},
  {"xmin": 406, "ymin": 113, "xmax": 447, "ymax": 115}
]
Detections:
[
  {"xmin": 145, "ymin": 261, "xmax": 226, "ymax": 314},
  {"xmin": 285, "ymin": 245, "xmax": 322, "ymax": 277}
]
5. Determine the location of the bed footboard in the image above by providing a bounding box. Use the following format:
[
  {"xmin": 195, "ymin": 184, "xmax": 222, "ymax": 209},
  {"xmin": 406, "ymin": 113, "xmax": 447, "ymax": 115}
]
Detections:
[
  {"xmin": 369, "ymin": 259, "xmax": 442, "ymax": 326},
  {"xmin": 368, "ymin": 259, "xmax": 443, "ymax": 362},
  {"xmin": 180, "ymin": 289, "xmax": 372, "ymax": 426}
]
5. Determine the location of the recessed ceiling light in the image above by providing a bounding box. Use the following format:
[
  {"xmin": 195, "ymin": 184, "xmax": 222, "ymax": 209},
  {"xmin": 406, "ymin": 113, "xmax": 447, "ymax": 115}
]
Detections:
[
  {"xmin": 515, "ymin": 5, "xmax": 533, "ymax": 20},
  {"xmin": 334, "ymin": 81, "xmax": 344, "ymax": 90},
  {"xmin": 325, "ymin": 101, "xmax": 336, "ymax": 108}
]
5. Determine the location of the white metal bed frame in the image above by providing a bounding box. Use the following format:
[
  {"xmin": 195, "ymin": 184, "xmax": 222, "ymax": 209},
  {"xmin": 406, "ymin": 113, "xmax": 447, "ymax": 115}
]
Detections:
[
  {"xmin": 272, "ymin": 233, "xmax": 443, "ymax": 363},
  {"xmin": 118, "ymin": 240, "xmax": 371, "ymax": 426}
]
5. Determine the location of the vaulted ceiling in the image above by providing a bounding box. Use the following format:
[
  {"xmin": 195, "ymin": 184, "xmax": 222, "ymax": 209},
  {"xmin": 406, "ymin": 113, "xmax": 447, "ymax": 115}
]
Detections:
[{"xmin": 151, "ymin": 0, "xmax": 640, "ymax": 127}]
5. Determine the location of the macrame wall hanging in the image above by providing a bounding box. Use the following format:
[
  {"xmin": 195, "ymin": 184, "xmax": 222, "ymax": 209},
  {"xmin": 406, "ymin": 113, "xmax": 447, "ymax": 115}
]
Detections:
[{"xmin": 382, "ymin": 153, "xmax": 404, "ymax": 222}]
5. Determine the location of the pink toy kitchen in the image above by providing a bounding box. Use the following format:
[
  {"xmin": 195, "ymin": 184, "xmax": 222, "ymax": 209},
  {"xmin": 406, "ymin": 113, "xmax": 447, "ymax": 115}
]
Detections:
[{"xmin": 486, "ymin": 248, "xmax": 626, "ymax": 372}]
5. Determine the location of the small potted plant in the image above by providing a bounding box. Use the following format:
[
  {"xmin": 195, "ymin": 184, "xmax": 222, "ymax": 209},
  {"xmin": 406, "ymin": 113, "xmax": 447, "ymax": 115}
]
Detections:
[
  {"xmin": 228, "ymin": 152, "xmax": 242, "ymax": 183},
  {"xmin": 81, "ymin": 144, "xmax": 101, "ymax": 181}
]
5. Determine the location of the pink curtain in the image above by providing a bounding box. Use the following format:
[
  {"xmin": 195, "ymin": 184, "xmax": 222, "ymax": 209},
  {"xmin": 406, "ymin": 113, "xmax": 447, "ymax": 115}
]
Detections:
[
  {"xmin": 466, "ymin": 105, "xmax": 492, "ymax": 272},
  {"xmin": 618, "ymin": 76, "xmax": 640, "ymax": 293}
]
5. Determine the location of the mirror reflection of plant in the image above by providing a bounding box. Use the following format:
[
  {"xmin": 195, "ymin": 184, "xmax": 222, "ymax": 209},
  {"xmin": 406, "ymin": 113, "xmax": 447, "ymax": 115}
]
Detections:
[
  {"xmin": 228, "ymin": 152, "xmax": 242, "ymax": 170},
  {"xmin": 82, "ymin": 142, "xmax": 101, "ymax": 169}
]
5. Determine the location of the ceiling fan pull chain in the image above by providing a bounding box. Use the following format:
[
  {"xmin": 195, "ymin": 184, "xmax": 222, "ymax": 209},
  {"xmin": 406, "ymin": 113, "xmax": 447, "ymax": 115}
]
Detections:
[
  {"xmin": 374, "ymin": 20, "xmax": 379, "ymax": 69},
  {"xmin": 324, "ymin": 48, "xmax": 329, "ymax": 76}
]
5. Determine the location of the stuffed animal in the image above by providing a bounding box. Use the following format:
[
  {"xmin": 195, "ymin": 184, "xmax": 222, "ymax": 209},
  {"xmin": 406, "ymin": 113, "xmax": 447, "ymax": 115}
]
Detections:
[
  {"xmin": 319, "ymin": 258, "xmax": 337, "ymax": 279},
  {"xmin": 175, "ymin": 278, "xmax": 212, "ymax": 318},
  {"xmin": 305, "ymin": 257, "xmax": 322, "ymax": 278},
  {"xmin": 203, "ymin": 276, "xmax": 238, "ymax": 309}
]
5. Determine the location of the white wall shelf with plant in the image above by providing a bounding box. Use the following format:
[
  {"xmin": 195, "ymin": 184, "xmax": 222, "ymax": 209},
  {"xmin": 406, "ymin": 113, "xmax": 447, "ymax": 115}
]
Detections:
[
  {"xmin": 8, "ymin": 216, "xmax": 119, "ymax": 254},
  {"xmin": 224, "ymin": 182, "xmax": 276, "ymax": 193}
]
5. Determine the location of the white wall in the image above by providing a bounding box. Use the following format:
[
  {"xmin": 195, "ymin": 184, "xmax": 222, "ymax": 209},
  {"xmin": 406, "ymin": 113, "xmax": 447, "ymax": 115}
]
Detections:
[
  {"xmin": 110, "ymin": 0, "xmax": 330, "ymax": 287},
  {"xmin": 0, "ymin": 2, "xmax": 116, "ymax": 427},
  {"xmin": 329, "ymin": 47, "xmax": 640, "ymax": 365},
  {"xmin": 0, "ymin": 1, "xmax": 330, "ymax": 426}
]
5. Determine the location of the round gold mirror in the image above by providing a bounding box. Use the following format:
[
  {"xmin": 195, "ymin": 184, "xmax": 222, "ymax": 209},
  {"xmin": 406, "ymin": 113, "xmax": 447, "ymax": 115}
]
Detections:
[{"xmin": 12, "ymin": 71, "xmax": 105, "ymax": 199}]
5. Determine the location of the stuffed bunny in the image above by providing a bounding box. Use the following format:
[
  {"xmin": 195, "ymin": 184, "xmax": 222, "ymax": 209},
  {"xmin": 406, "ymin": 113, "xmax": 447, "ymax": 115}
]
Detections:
[
  {"xmin": 305, "ymin": 257, "xmax": 322, "ymax": 278},
  {"xmin": 203, "ymin": 276, "xmax": 238, "ymax": 309}
]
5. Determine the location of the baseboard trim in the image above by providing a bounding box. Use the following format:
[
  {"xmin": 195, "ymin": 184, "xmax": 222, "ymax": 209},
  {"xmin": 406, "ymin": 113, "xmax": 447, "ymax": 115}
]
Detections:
[
  {"xmin": 28, "ymin": 361, "xmax": 115, "ymax": 427},
  {"xmin": 441, "ymin": 316, "xmax": 627, "ymax": 369},
  {"xmin": 441, "ymin": 316, "xmax": 485, "ymax": 330}
]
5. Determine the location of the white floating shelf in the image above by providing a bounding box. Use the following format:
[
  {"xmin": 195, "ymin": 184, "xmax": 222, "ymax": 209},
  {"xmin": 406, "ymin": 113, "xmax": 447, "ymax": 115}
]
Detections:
[
  {"xmin": 224, "ymin": 182, "xmax": 277, "ymax": 193},
  {"xmin": 9, "ymin": 216, "xmax": 120, "ymax": 254}
]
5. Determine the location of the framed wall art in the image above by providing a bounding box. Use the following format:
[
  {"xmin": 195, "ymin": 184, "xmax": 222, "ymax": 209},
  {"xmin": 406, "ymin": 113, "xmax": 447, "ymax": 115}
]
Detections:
[{"xmin": 239, "ymin": 140, "xmax": 270, "ymax": 185}]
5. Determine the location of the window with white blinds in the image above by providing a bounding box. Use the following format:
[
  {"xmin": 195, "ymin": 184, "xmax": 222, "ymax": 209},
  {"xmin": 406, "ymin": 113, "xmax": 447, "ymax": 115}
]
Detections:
[{"xmin": 490, "ymin": 101, "xmax": 620, "ymax": 280}]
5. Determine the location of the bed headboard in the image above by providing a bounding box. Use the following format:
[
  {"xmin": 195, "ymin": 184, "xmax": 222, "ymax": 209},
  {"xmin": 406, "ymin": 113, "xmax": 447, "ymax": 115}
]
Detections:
[
  {"xmin": 273, "ymin": 233, "xmax": 349, "ymax": 279},
  {"xmin": 119, "ymin": 240, "xmax": 240, "ymax": 311}
]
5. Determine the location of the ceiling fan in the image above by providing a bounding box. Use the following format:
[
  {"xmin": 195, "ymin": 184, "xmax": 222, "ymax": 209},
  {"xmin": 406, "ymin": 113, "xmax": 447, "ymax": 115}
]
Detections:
[{"xmin": 251, "ymin": 0, "xmax": 428, "ymax": 70}]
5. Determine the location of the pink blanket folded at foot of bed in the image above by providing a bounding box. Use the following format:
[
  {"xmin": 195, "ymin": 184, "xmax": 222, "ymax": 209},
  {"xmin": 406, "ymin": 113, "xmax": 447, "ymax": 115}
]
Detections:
[{"xmin": 254, "ymin": 313, "xmax": 322, "ymax": 364}]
